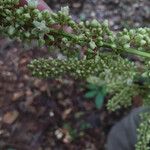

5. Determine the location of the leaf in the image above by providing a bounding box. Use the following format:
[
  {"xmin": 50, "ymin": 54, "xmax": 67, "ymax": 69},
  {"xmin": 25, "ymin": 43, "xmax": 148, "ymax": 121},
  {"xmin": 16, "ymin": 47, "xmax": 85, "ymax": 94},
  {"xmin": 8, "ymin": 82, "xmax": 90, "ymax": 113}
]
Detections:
[
  {"xmin": 63, "ymin": 123, "xmax": 71, "ymax": 129},
  {"xmin": 87, "ymin": 84, "xmax": 98, "ymax": 90},
  {"xmin": 85, "ymin": 91, "xmax": 97, "ymax": 98},
  {"xmin": 69, "ymin": 128, "xmax": 78, "ymax": 139},
  {"xmin": 80, "ymin": 122, "xmax": 91, "ymax": 130},
  {"xmin": 100, "ymin": 85, "xmax": 107, "ymax": 95},
  {"xmin": 33, "ymin": 20, "xmax": 49, "ymax": 32},
  {"xmin": 95, "ymin": 93, "xmax": 104, "ymax": 109}
]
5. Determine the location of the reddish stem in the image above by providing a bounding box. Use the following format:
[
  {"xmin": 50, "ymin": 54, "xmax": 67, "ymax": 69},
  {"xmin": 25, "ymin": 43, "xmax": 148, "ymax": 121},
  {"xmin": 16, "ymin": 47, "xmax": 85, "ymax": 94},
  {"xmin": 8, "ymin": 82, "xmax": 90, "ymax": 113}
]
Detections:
[{"xmin": 19, "ymin": 0, "xmax": 51, "ymax": 11}]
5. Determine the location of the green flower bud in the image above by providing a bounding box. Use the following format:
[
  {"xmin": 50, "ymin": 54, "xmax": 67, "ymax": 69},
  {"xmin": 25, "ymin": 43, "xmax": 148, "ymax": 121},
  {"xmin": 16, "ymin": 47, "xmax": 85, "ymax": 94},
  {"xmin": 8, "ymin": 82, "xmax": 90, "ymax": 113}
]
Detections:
[
  {"xmin": 103, "ymin": 20, "xmax": 109, "ymax": 27},
  {"xmin": 98, "ymin": 41, "xmax": 103, "ymax": 46},
  {"xmin": 59, "ymin": 6, "xmax": 69, "ymax": 16},
  {"xmin": 33, "ymin": 20, "xmax": 49, "ymax": 33},
  {"xmin": 85, "ymin": 21, "xmax": 90, "ymax": 26},
  {"xmin": 89, "ymin": 40, "xmax": 97, "ymax": 49},
  {"xmin": 38, "ymin": 38, "xmax": 45, "ymax": 46},
  {"xmin": 79, "ymin": 21, "xmax": 84, "ymax": 26},
  {"xmin": 23, "ymin": 13, "xmax": 31, "ymax": 19},
  {"xmin": 7, "ymin": 26, "xmax": 15, "ymax": 35},
  {"xmin": 129, "ymin": 29, "xmax": 135, "ymax": 35},
  {"xmin": 140, "ymin": 40, "xmax": 146, "ymax": 46},
  {"xmin": 48, "ymin": 35, "xmax": 55, "ymax": 41},
  {"xmin": 90, "ymin": 19, "xmax": 100, "ymax": 28},
  {"xmin": 138, "ymin": 28, "xmax": 146, "ymax": 34},
  {"xmin": 122, "ymin": 35, "xmax": 130, "ymax": 41},
  {"xmin": 62, "ymin": 38, "xmax": 68, "ymax": 43},
  {"xmin": 123, "ymin": 43, "xmax": 130, "ymax": 49},
  {"xmin": 24, "ymin": 32, "xmax": 30, "ymax": 38},
  {"xmin": 27, "ymin": 0, "xmax": 38, "ymax": 8}
]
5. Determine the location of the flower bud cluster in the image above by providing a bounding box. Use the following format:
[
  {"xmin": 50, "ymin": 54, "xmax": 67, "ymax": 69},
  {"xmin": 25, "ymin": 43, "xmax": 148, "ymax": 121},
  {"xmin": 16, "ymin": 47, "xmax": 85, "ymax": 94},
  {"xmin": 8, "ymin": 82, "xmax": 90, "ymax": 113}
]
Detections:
[
  {"xmin": 0, "ymin": 0, "xmax": 19, "ymax": 6},
  {"xmin": 116, "ymin": 28, "xmax": 150, "ymax": 51},
  {"xmin": 0, "ymin": 1, "xmax": 111, "ymax": 53},
  {"xmin": 142, "ymin": 61, "xmax": 150, "ymax": 78},
  {"xmin": 86, "ymin": 55, "xmax": 138, "ymax": 112},
  {"xmin": 1, "ymin": 1, "xmax": 150, "ymax": 59},
  {"xmin": 106, "ymin": 86, "xmax": 138, "ymax": 111},
  {"xmin": 135, "ymin": 113, "xmax": 150, "ymax": 150},
  {"xmin": 28, "ymin": 54, "xmax": 137, "ymax": 80}
]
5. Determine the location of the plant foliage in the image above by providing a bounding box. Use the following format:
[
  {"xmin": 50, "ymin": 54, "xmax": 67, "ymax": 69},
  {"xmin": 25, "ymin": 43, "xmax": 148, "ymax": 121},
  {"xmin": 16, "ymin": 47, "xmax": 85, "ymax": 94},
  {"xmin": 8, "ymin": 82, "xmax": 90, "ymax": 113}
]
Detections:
[{"xmin": 0, "ymin": 0, "xmax": 150, "ymax": 149}]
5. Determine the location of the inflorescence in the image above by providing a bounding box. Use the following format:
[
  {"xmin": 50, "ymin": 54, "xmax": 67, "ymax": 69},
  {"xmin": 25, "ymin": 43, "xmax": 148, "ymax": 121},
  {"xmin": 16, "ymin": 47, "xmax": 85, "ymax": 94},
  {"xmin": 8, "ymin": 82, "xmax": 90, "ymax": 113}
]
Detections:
[{"xmin": 0, "ymin": 1, "xmax": 150, "ymax": 149}]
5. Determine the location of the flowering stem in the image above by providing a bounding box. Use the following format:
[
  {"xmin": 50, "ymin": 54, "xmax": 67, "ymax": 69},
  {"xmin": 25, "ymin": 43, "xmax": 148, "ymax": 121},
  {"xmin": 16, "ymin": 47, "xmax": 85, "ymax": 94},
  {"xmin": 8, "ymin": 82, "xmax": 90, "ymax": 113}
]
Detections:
[
  {"xmin": 124, "ymin": 48, "xmax": 150, "ymax": 58},
  {"xmin": 49, "ymin": 30, "xmax": 150, "ymax": 58},
  {"xmin": 103, "ymin": 42, "xmax": 150, "ymax": 58}
]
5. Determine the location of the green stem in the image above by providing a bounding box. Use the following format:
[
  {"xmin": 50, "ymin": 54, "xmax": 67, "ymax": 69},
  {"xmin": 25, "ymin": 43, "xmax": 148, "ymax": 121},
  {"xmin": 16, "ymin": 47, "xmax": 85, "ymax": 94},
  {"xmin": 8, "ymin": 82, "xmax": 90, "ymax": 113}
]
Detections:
[
  {"xmin": 49, "ymin": 28, "xmax": 78, "ymax": 41},
  {"xmin": 124, "ymin": 48, "xmax": 150, "ymax": 58},
  {"xmin": 49, "ymin": 29, "xmax": 150, "ymax": 58},
  {"xmin": 103, "ymin": 42, "xmax": 150, "ymax": 58}
]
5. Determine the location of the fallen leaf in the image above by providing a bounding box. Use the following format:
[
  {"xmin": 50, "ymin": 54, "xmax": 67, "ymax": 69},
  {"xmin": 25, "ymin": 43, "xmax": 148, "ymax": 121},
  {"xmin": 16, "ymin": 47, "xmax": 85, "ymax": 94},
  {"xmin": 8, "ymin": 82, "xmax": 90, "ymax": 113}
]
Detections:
[
  {"xmin": 3, "ymin": 110, "xmax": 19, "ymax": 124},
  {"xmin": 62, "ymin": 108, "xmax": 72, "ymax": 120},
  {"xmin": 12, "ymin": 91, "xmax": 24, "ymax": 101}
]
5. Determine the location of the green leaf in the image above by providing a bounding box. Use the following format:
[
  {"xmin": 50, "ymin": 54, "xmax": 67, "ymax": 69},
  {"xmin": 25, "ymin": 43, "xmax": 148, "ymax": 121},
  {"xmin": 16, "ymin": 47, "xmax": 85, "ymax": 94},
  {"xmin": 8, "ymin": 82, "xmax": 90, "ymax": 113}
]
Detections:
[
  {"xmin": 95, "ymin": 93, "xmax": 104, "ymax": 109},
  {"xmin": 87, "ymin": 84, "xmax": 98, "ymax": 90},
  {"xmin": 69, "ymin": 128, "xmax": 78, "ymax": 139},
  {"xmin": 80, "ymin": 122, "xmax": 91, "ymax": 130},
  {"xmin": 85, "ymin": 91, "xmax": 97, "ymax": 98},
  {"xmin": 101, "ymin": 86, "xmax": 107, "ymax": 96},
  {"xmin": 63, "ymin": 123, "xmax": 77, "ymax": 140}
]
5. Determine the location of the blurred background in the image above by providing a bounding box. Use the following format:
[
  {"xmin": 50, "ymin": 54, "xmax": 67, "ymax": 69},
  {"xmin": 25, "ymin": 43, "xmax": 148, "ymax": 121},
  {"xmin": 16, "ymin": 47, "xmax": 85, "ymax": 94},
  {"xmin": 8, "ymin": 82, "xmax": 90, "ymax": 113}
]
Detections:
[
  {"xmin": 0, "ymin": 0, "xmax": 149, "ymax": 150},
  {"xmin": 47, "ymin": 0, "xmax": 150, "ymax": 29}
]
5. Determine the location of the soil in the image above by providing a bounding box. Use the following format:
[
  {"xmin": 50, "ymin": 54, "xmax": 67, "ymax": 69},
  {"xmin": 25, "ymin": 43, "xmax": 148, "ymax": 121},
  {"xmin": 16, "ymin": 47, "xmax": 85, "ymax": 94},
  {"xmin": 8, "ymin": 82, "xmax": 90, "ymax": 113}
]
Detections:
[{"xmin": 0, "ymin": 0, "xmax": 149, "ymax": 150}]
